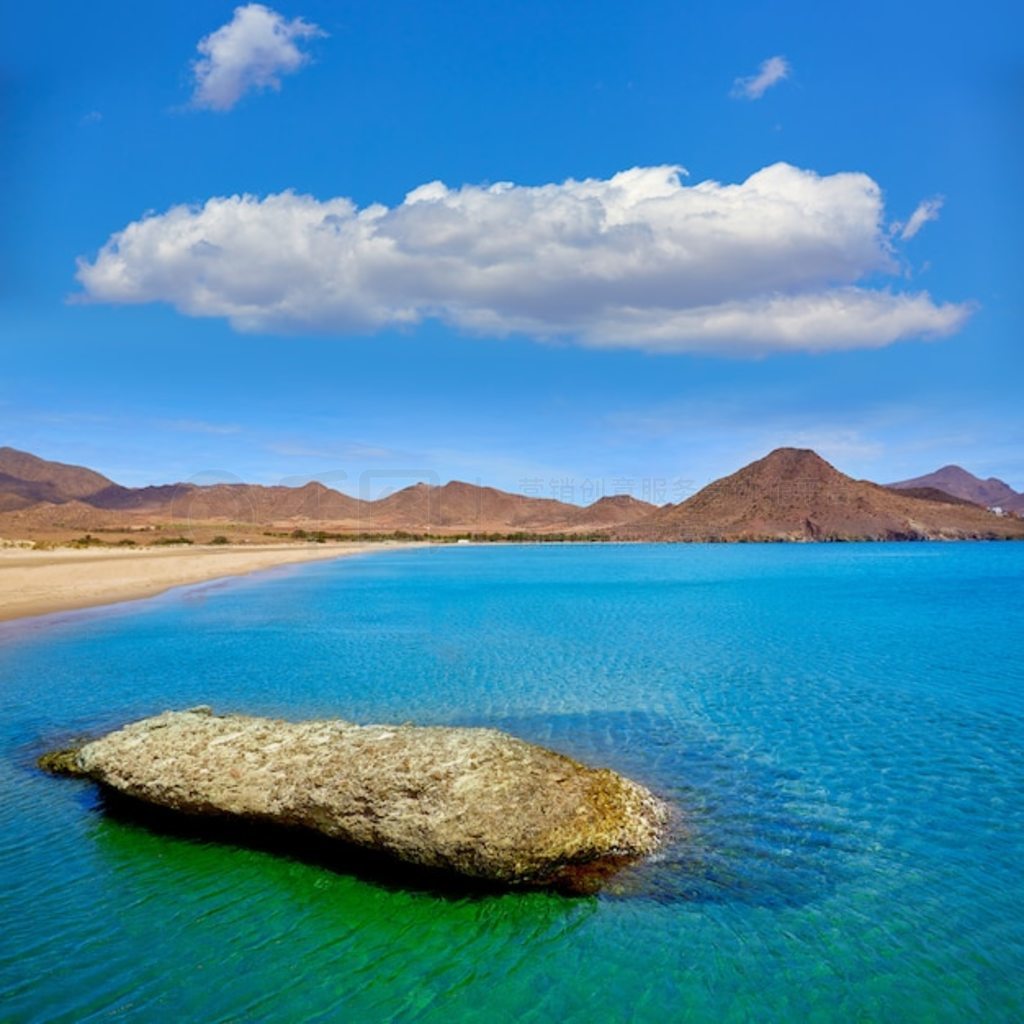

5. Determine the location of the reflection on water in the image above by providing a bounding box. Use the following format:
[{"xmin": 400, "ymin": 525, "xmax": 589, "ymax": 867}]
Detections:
[{"xmin": 90, "ymin": 788, "xmax": 598, "ymax": 902}]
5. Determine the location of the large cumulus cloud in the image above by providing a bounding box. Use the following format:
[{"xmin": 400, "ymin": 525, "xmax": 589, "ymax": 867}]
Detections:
[{"xmin": 75, "ymin": 162, "xmax": 971, "ymax": 354}]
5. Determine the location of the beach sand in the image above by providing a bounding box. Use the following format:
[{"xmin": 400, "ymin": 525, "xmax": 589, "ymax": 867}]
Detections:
[{"xmin": 0, "ymin": 543, "xmax": 387, "ymax": 623}]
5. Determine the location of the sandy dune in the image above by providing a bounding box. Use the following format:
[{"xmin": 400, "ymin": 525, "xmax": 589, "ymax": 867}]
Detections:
[{"xmin": 0, "ymin": 543, "xmax": 385, "ymax": 622}]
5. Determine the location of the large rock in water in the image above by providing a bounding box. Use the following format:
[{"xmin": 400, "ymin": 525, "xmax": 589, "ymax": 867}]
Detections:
[{"xmin": 56, "ymin": 708, "xmax": 668, "ymax": 891}]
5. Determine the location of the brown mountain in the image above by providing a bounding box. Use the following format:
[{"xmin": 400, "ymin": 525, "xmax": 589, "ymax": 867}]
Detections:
[
  {"xmin": 0, "ymin": 472, "xmax": 61, "ymax": 513},
  {"xmin": 620, "ymin": 448, "xmax": 1024, "ymax": 541},
  {"xmin": 368, "ymin": 480, "xmax": 590, "ymax": 532},
  {"xmin": 0, "ymin": 499, "xmax": 142, "ymax": 532},
  {"xmin": 884, "ymin": 486, "xmax": 978, "ymax": 508},
  {"xmin": 564, "ymin": 494, "xmax": 658, "ymax": 530},
  {"xmin": 165, "ymin": 482, "xmax": 369, "ymax": 526},
  {"xmin": 86, "ymin": 483, "xmax": 190, "ymax": 512},
  {"xmin": 346, "ymin": 483, "xmax": 654, "ymax": 533},
  {"xmin": 0, "ymin": 448, "xmax": 653, "ymax": 537},
  {"xmin": 0, "ymin": 447, "xmax": 114, "ymax": 510},
  {"xmin": 889, "ymin": 465, "xmax": 1024, "ymax": 512}
]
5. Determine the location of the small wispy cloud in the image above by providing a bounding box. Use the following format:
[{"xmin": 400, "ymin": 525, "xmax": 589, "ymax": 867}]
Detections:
[
  {"xmin": 267, "ymin": 441, "xmax": 407, "ymax": 460},
  {"xmin": 26, "ymin": 410, "xmax": 112, "ymax": 426},
  {"xmin": 731, "ymin": 56, "xmax": 791, "ymax": 100},
  {"xmin": 161, "ymin": 418, "xmax": 242, "ymax": 435},
  {"xmin": 772, "ymin": 428, "xmax": 885, "ymax": 463},
  {"xmin": 80, "ymin": 110, "xmax": 103, "ymax": 126},
  {"xmin": 191, "ymin": 3, "xmax": 326, "ymax": 112},
  {"xmin": 898, "ymin": 196, "xmax": 945, "ymax": 240}
]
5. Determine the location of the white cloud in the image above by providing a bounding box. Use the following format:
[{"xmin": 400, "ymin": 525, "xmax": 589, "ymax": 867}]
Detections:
[
  {"xmin": 731, "ymin": 56, "xmax": 791, "ymax": 100},
  {"xmin": 75, "ymin": 162, "xmax": 972, "ymax": 355},
  {"xmin": 898, "ymin": 196, "xmax": 944, "ymax": 240},
  {"xmin": 191, "ymin": 3, "xmax": 325, "ymax": 111}
]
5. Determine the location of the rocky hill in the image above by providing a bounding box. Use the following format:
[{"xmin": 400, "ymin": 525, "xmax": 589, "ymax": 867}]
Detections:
[
  {"xmin": 366, "ymin": 480, "xmax": 576, "ymax": 532},
  {"xmin": 0, "ymin": 447, "xmax": 115, "ymax": 511},
  {"xmin": 619, "ymin": 448, "xmax": 1024, "ymax": 541}
]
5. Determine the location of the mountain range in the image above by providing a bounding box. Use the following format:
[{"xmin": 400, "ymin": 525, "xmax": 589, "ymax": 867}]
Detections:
[
  {"xmin": 1, "ymin": 445, "xmax": 1021, "ymax": 543},
  {"xmin": 0, "ymin": 447, "xmax": 657, "ymax": 539}
]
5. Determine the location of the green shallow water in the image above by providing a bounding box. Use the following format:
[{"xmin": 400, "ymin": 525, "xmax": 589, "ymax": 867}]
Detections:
[{"xmin": 1, "ymin": 543, "xmax": 1022, "ymax": 1021}]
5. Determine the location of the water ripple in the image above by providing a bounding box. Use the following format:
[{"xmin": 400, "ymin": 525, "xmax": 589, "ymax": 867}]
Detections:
[{"xmin": 1, "ymin": 543, "xmax": 1022, "ymax": 1022}]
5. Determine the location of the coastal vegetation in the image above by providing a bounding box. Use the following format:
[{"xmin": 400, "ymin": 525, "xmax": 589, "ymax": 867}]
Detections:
[{"xmin": 266, "ymin": 528, "xmax": 613, "ymax": 544}]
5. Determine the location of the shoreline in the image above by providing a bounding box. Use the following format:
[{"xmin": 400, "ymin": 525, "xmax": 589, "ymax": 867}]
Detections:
[
  {"xmin": 0, "ymin": 542, "xmax": 409, "ymax": 624},
  {"xmin": 2, "ymin": 535, "xmax": 1018, "ymax": 627}
]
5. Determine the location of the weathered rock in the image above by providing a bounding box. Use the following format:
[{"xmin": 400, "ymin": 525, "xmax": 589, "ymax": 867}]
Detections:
[{"xmin": 49, "ymin": 708, "xmax": 668, "ymax": 891}]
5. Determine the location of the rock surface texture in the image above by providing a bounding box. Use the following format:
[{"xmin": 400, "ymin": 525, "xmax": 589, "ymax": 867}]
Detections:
[{"xmin": 58, "ymin": 708, "xmax": 668, "ymax": 891}]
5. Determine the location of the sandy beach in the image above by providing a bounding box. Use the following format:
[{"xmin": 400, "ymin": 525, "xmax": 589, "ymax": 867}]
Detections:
[{"xmin": 0, "ymin": 543, "xmax": 386, "ymax": 623}]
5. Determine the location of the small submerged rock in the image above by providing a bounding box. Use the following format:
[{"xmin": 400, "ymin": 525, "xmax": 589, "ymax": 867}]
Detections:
[
  {"xmin": 37, "ymin": 747, "xmax": 90, "ymax": 777},
  {"xmin": 41, "ymin": 707, "xmax": 668, "ymax": 892}
]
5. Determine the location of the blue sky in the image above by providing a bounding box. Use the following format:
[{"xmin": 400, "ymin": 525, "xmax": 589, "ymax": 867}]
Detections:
[{"xmin": 3, "ymin": 0, "xmax": 1022, "ymax": 500}]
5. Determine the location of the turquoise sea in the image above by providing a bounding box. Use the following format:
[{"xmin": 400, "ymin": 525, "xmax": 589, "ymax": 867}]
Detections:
[{"xmin": 1, "ymin": 543, "xmax": 1022, "ymax": 1022}]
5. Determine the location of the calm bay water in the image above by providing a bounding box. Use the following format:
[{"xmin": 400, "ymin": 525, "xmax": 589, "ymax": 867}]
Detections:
[{"xmin": 1, "ymin": 543, "xmax": 1022, "ymax": 1022}]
